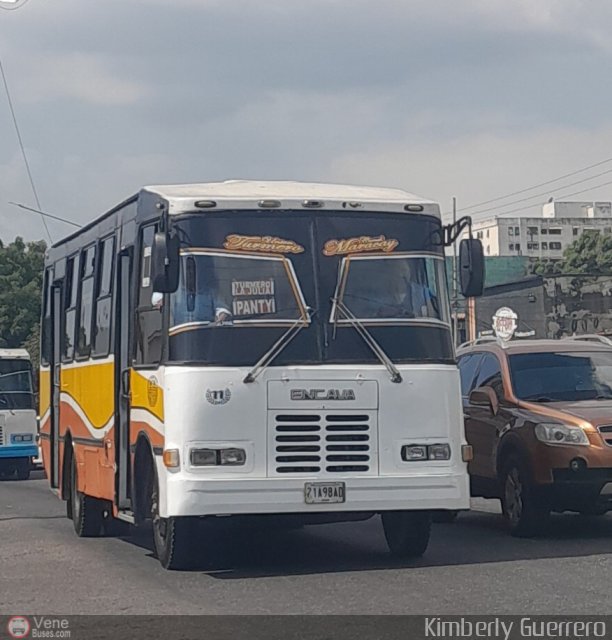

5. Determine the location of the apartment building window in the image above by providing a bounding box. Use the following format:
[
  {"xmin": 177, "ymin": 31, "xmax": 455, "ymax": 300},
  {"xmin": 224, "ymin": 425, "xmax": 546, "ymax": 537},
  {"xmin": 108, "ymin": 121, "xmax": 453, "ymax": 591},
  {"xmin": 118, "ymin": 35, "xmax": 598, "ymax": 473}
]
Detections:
[
  {"xmin": 514, "ymin": 226, "xmax": 520, "ymax": 235},
  {"xmin": 541, "ymin": 228, "xmax": 548, "ymax": 235},
  {"xmin": 549, "ymin": 228, "xmax": 562, "ymax": 235},
  {"xmin": 549, "ymin": 242, "xmax": 562, "ymax": 250},
  {"xmin": 509, "ymin": 243, "xmax": 514, "ymax": 251},
  {"xmin": 486, "ymin": 229, "xmax": 490, "ymax": 238},
  {"xmin": 527, "ymin": 242, "xmax": 539, "ymax": 250},
  {"xmin": 508, "ymin": 228, "xmax": 514, "ymax": 236},
  {"xmin": 527, "ymin": 226, "xmax": 539, "ymax": 236},
  {"xmin": 573, "ymin": 227, "xmax": 579, "ymax": 236},
  {"xmin": 541, "ymin": 242, "xmax": 548, "ymax": 250},
  {"xmin": 515, "ymin": 243, "xmax": 521, "ymax": 251},
  {"xmin": 477, "ymin": 231, "xmax": 483, "ymax": 239},
  {"xmin": 486, "ymin": 246, "xmax": 490, "ymax": 255}
]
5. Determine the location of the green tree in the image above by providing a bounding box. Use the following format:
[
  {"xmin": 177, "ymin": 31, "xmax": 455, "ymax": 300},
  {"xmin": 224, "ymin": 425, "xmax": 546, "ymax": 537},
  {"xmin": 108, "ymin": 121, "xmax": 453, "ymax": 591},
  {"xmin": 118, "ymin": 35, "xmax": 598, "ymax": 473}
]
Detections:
[
  {"xmin": 0, "ymin": 237, "xmax": 46, "ymax": 369},
  {"xmin": 530, "ymin": 231, "xmax": 612, "ymax": 275}
]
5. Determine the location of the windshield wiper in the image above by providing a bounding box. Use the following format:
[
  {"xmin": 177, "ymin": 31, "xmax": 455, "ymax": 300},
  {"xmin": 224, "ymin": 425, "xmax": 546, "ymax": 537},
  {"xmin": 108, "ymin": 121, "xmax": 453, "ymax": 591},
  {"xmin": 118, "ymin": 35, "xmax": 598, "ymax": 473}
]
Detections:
[
  {"xmin": 333, "ymin": 299, "xmax": 402, "ymax": 384},
  {"xmin": 243, "ymin": 309, "xmax": 314, "ymax": 383}
]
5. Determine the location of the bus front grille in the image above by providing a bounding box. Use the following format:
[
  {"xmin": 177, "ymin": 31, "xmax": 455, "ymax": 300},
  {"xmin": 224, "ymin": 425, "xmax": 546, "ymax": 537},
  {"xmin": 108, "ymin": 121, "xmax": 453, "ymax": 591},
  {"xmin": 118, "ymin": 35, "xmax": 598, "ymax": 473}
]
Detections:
[{"xmin": 271, "ymin": 412, "xmax": 375, "ymax": 475}]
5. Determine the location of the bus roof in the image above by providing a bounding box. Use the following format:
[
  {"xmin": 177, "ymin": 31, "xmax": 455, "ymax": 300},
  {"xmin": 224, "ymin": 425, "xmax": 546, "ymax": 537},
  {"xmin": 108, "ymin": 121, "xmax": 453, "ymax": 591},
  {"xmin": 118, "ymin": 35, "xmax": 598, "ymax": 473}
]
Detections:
[
  {"xmin": 0, "ymin": 349, "xmax": 30, "ymax": 360},
  {"xmin": 143, "ymin": 180, "xmax": 439, "ymax": 216}
]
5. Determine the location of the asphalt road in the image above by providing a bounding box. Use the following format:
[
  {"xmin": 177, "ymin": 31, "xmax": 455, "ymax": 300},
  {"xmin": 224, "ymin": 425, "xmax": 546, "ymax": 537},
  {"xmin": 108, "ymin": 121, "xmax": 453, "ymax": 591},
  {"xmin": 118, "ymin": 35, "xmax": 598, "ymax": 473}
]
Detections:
[{"xmin": 1, "ymin": 471, "xmax": 612, "ymax": 615}]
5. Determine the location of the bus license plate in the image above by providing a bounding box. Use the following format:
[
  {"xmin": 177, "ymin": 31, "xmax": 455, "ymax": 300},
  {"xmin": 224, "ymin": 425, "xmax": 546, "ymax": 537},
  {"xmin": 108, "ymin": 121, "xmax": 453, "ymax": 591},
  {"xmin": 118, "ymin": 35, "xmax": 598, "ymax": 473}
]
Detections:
[{"xmin": 304, "ymin": 482, "xmax": 345, "ymax": 504}]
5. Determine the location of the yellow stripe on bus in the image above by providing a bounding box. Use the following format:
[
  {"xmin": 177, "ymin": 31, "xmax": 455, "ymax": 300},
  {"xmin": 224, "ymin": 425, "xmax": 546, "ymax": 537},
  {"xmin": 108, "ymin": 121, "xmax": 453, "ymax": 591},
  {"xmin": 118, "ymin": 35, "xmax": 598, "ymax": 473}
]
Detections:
[{"xmin": 60, "ymin": 362, "xmax": 115, "ymax": 429}]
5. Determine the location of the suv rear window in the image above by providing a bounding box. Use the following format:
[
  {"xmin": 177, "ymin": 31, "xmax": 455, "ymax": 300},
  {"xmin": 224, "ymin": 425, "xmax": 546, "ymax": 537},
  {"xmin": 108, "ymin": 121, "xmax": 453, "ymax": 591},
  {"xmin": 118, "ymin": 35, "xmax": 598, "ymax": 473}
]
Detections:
[{"xmin": 509, "ymin": 350, "xmax": 612, "ymax": 401}]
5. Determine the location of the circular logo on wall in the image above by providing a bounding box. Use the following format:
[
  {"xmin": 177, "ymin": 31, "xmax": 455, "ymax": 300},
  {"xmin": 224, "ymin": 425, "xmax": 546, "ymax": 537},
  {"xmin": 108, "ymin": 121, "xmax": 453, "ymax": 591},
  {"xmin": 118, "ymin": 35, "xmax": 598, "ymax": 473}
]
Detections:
[
  {"xmin": 492, "ymin": 307, "xmax": 518, "ymax": 342},
  {"xmin": 7, "ymin": 616, "xmax": 30, "ymax": 639}
]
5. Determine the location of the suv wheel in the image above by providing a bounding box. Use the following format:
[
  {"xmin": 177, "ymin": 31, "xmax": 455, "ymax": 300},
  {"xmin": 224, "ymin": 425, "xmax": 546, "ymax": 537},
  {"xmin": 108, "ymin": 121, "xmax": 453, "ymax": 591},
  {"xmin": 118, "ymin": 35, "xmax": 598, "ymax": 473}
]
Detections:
[{"xmin": 500, "ymin": 456, "xmax": 549, "ymax": 537}]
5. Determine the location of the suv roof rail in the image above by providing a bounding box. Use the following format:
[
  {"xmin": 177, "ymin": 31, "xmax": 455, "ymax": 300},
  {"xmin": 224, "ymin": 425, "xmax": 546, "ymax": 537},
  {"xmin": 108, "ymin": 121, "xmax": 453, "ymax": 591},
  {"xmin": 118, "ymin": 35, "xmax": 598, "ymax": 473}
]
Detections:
[
  {"xmin": 457, "ymin": 336, "xmax": 498, "ymax": 350},
  {"xmin": 564, "ymin": 334, "xmax": 612, "ymax": 347}
]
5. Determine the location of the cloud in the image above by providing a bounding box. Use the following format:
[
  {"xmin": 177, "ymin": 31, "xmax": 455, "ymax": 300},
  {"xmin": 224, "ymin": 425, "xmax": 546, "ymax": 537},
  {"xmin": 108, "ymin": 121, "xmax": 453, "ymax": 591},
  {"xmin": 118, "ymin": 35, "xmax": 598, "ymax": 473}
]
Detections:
[
  {"xmin": 11, "ymin": 52, "xmax": 149, "ymax": 105},
  {"xmin": 330, "ymin": 124, "xmax": 612, "ymax": 220},
  {"xmin": 1, "ymin": 0, "xmax": 612, "ymax": 243}
]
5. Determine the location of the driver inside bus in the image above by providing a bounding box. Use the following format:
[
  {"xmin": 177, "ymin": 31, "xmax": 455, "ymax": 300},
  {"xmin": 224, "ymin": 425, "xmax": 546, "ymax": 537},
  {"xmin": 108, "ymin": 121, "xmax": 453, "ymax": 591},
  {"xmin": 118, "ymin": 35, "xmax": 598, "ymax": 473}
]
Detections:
[
  {"xmin": 370, "ymin": 261, "xmax": 439, "ymax": 319},
  {"xmin": 152, "ymin": 270, "xmax": 232, "ymax": 326}
]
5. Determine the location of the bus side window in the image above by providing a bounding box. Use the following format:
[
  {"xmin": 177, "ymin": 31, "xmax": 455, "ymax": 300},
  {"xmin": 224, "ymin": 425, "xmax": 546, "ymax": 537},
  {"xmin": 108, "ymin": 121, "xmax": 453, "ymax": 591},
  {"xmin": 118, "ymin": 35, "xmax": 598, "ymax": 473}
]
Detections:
[
  {"xmin": 135, "ymin": 224, "xmax": 162, "ymax": 366},
  {"xmin": 41, "ymin": 266, "xmax": 53, "ymax": 366},
  {"xmin": 93, "ymin": 236, "xmax": 115, "ymax": 357},
  {"xmin": 62, "ymin": 255, "xmax": 79, "ymax": 362},
  {"xmin": 76, "ymin": 245, "xmax": 96, "ymax": 359}
]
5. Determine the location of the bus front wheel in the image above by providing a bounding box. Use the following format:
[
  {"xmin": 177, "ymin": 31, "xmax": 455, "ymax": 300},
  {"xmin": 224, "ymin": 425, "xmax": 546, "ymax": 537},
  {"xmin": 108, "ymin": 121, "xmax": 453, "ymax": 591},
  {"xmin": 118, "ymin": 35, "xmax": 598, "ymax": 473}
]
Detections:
[
  {"xmin": 150, "ymin": 470, "xmax": 198, "ymax": 570},
  {"xmin": 70, "ymin": 452, "xmax": 103, "ymax": 537},
  {"xmin": 382, "ymin": 511, "xmax": 432, "ymax": 558}
]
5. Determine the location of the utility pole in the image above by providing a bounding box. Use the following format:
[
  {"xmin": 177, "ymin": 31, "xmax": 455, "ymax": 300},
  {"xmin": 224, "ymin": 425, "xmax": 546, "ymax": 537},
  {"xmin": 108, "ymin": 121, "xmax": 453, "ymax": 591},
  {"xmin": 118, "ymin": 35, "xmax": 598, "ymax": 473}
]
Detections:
[{"xmin": 452, "ymin": 196, "xmax": 458, "ymax": 346}]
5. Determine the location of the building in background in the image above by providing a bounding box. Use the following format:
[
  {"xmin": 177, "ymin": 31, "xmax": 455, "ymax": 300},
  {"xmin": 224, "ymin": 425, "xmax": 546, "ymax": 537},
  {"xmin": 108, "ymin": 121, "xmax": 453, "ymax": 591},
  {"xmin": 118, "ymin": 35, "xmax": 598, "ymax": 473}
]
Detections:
[{"xmin": 468, "ymin": 200, "xmax": 612, "ymax": 258}]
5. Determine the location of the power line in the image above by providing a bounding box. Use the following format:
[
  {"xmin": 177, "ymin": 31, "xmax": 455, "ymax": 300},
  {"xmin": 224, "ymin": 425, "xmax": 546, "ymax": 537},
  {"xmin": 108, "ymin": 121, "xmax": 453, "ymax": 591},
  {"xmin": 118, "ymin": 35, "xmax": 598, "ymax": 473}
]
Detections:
[
  {"xmin": 0, "ymin": 55, "xmax": 52, "ymax": 242},
  {"xmin": 8, "ymin": 202, "xmax": 82, "ymax": 229},
  {"xmin": 493, "ymin": 178, "xmax": 612, "ymax": 218},
  {"xmin": 443, "ymin": 156, "xmax": 612, "ymax": 216},
  {"xmin": 467, "ymin": 167, "xmax": 612, "ymax": 219}
]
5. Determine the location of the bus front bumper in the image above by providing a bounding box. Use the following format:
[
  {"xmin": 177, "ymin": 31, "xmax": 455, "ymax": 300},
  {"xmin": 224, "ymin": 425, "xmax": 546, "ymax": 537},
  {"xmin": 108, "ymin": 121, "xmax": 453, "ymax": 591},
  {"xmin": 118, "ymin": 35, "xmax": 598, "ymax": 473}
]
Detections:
[
  {"xmin": 0, "ymin": 445, "xmax": 38, "ymax": 460},
  {"xmin": 163, "ymin": 473, "xmax": 470, "ymax": 518}
]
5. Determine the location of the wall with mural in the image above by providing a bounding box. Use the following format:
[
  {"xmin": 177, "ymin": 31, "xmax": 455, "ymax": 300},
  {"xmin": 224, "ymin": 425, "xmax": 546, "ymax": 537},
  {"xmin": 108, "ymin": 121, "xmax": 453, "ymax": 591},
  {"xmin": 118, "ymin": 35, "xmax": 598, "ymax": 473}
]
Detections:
[{"xmin": 474, "ymin": 274, "xmax": 612, "ymax": 339}]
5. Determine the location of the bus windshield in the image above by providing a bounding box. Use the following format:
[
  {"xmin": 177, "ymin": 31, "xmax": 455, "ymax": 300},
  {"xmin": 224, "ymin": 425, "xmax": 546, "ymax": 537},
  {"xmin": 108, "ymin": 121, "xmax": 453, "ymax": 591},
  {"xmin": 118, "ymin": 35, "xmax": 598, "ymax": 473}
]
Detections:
[
  {"xmin": 168, "ymin": 250, "xmax": 309, "ymax": 334},
  {"xmin": 331, "ymin": 254, "xmax": 450, "ymax": 326},
  {"xmin": 0, "ymin": 359, "xmax": 34, "ymax": 410}
]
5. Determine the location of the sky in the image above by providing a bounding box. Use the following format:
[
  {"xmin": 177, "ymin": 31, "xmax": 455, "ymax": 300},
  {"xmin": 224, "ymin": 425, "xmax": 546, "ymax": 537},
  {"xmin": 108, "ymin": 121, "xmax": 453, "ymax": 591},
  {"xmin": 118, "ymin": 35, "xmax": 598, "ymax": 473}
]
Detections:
[{"xmin": 2, "ymin": 0, "xmax": 612, "ymax": 244}]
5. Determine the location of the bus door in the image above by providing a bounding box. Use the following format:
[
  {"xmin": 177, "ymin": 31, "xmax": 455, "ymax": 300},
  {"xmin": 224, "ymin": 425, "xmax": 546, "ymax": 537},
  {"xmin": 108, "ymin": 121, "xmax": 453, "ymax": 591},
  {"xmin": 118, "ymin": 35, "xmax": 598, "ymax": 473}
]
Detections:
[
  {"xmin": 49, "ymin": 284, "xmax": 62, "ymax": 489},
  {"xmin": 115, "ymin": 249, "xmax": 133, "ymax": 510}
]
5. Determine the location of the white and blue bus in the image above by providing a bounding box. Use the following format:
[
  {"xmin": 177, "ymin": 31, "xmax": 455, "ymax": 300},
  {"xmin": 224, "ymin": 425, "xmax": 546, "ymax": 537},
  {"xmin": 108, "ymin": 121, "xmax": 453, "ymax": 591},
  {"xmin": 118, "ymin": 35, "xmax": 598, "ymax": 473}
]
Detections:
[{"xmin": 0, "ymin": 349, "xmax": 37, "ymax": 480}]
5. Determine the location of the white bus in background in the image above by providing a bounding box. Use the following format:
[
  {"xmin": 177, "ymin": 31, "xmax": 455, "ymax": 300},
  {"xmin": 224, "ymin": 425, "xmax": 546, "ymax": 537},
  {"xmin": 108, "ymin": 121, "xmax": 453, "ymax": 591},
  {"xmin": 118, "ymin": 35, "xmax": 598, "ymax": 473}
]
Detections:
[
  {"xmin": 0, "ymin": 349, "xmax": 37, "ymax": 480},
  {"xmin": 40, "ymin": 181, "xmax": 484, "ymax": 569}
]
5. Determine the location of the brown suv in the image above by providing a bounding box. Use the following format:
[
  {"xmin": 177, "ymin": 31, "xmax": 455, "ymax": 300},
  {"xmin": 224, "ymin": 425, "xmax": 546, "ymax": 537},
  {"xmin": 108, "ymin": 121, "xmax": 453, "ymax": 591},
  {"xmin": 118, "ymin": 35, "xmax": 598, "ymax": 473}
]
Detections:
[{"xmin": 457, "ymin": 338, "xmax": 612, "ymax": 536}]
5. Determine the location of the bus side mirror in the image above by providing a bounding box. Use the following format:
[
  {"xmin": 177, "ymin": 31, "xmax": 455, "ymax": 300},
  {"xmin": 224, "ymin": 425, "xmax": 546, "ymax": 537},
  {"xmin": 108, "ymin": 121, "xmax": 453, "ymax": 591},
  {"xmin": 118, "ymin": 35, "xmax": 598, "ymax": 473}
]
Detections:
[
  {"xmin": 459, "ymin": 238, "xmax": 485, "ymax": 297},
  {"xmin": 151, "ymin": 232, "xmax": 180, "ymax": 293}
]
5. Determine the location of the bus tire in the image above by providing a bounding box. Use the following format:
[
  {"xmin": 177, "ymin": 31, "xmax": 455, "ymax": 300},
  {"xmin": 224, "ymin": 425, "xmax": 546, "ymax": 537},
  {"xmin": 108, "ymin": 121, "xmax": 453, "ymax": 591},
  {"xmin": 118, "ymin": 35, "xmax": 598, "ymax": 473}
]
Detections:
[
  {"xmin": 70, "ymin": 452, "xmax": 103, "ymax": 537},
  {"xmin": 16, "ymin": 461, "xmax": 30, "ymax": 481},
  {"xmin": 382, "ymin": 510, "xmax": 431, "ymax": 558},
  {"xmin": 150, "ymin": 466, "xmax": 198, "ymax": 570}
]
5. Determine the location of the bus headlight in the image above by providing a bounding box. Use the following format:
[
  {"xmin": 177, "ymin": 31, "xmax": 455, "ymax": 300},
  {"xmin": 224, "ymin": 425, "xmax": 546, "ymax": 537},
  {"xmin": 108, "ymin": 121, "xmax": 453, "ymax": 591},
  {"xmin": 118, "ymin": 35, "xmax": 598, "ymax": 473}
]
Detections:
[
  {"xmin": 428, "ymin": 444, "xmax": 451, "ymax": 460},
  {"xmin": 401, "ymin": 445, "xmax": 428, "ymax": 461},
  {"xmin": 190, "ymin": 449, "xmax": 217, "ymax": 466},
  {"xmin": 401, "ymin": 444, "xmax": 451, "ymax": 461},
  {"xmin": 11, "ymin": 434, "xmax": 33, "ymax": 444},
  {"xmin": 190, "ymin": 448, "xmax": 247, "ymax": 466},
  {"xmin": 219, "ymin": 448, "xmax": 246, "ymax": 466}
]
